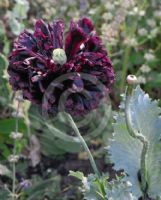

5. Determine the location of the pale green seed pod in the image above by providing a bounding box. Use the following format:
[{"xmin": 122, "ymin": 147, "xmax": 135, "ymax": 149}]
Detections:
[{"xmin": 52, "ymin": 48, "xmax": 67, "ymax": 65}]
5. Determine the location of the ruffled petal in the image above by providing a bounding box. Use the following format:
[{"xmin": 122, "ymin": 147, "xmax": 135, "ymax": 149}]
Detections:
[
  {"xmin": 84, "ymin": 34, "xmax": 107, "ymax": 55},
  {"xmin": 34, "ymin": 19, "xmax": 49, "ymax": 42},
  {"xmin": 34, "ymin": 19, "xmax": 64, "ymax": 54},
  {"xmin": 15, "ymin": 30, "xmax": 37, "ymax": 51},
  {"xmin": 49, "ymin": 19, "xmax": 64, "ymax": 49},
  {"xmin": 65, "ymin": 20, "xmax": 86, "ymax": 60},
  {"xmin": 65, "ymin": 17, "xmax": 104, "ymax": 60},
  {"xmin": 78, "ymin": 17, "xmax": 94, "ymax": 35}
]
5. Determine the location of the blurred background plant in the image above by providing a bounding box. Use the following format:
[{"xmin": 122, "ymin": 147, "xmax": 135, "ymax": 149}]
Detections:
[{"xmin": 0, "ymin": 0, "xmax": 161, "ymax": 199}]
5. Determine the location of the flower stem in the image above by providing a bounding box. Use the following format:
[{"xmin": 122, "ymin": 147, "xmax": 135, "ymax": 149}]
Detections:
[
  {"xmin": 12, "ymin": 101, "xmax": 20, "ymax": 200},
  {"xmin": 12, "ymin": 152, "xmax": 16, "ymax": 200},
  {"xmin": 66, "ymin": 114, "xmax": 100, "ymax": 177},
  {"xmin": 125, "ymin": 85, "xmax": 149, "ymax": 193}
]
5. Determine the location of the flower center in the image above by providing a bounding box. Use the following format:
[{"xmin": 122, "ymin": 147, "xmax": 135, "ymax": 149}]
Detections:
[{"xmin": 52, "ymin": 48, "xmax": 67, "ymax": 65}]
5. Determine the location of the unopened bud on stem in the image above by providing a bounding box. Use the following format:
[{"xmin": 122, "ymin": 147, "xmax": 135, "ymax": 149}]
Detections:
[{"xmin": 127, "ymin": 75, "xmax": 138, "ymax": 85}]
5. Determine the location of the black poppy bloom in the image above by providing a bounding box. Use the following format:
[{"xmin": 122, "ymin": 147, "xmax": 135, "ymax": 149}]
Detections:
[{"xmin": 8, "ymin": 17, "xmax": 114, "ymax": 116}]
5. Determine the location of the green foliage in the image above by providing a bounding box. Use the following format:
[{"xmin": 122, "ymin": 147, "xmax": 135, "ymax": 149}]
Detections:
[
  {"xmin": 0, "ymin": 189, "xmax": 10, "ymax": 200},
  {"xmin": 13, "ymin": 0, "xmax": 29, "ymax": 20},
  {"xmin": 0, "ymin": 53, "xmax": 10, "ymax": 106},
  {"xmin": 8, "ymin": 16, "xmax": 25, "ymax": 36},
  {"xmin": 29, "ymin": 102, "xmax": 111, "ymax": 156},
  {"xmin": 69, "ymin": 170, "xmax": 84, "ymax": 180},
  {"xmin": 24, "ymin": 174, "xmax": 61, "ymax": 200},
  {"xmin": 109, "ymin": 86, "xmax": 161, "ymax": 199},
  {"xmin": 105, "ymin": 178, "xmax": 137, "ymax": 200},
  {"xmin": 109, "ymin": 113, "xmax": 142, "ymax": 197},
  {"xmin": 0, "ymin": 164, "xmax": 11, "ymax": 177},
  {"xmin": 70, "ymin": 171, "xmax": 137, "ymax": 200},
  {"xmin": 7, "ymin": 0, "xmax": 29, "ymax": 36},
  {"xmin": 70, "ymin": 86, "xmax": 161, "ymax": 199},
  {"xmin": 0, "ymin": 20, "xmax": 6, "ymax": 36},
  {"xmin": 0, "ymin": 172, "xmax": 62, "ymax": 200},
  {"xmin": 0, "ymin": 118, "xmax": 27, "ymax": 158},
  {"xmin": 29, "ymin": 106, "xmax": 81, "ymax": 155},
  {"xmin": 70, "ymin": 171, "xmax": 107, "ymax": 200}
]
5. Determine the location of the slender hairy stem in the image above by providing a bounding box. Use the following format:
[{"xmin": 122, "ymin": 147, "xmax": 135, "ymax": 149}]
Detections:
[
  {"xmin": 125, "ymin": 86, "xmax": 149, "ymax": 193},
  {"xmin": 12, "ymin": 147, "xmax": 16, "ymax": 200},
  {"xmin": 12, "ymin": 101, "xmax": 20, "ymax": 200},
  {"xmin": 66, "ymin": 114, "xmax": 100, "ymax": 177}
]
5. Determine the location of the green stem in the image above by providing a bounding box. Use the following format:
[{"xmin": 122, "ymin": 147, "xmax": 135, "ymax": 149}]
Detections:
[
  {"xmin": 12, "ymin": 150, "xmax": 16, "ymax": 200},
  {"xmin": 12, "ymin": 101, "xmax": 20, "ymax": 200},
  {"xmin": 66, "ymin": 114, "xmax": 100, "ymax": 177},
  {"xmin": 125, "ymin": 86, "xmax": 149, "ymax": 193}
]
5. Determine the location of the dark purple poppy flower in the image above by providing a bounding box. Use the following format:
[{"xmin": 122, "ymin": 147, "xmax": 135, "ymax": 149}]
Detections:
[{"xmin": 8, "ymin": 17, "xmax": 114, "ymax": 116}]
